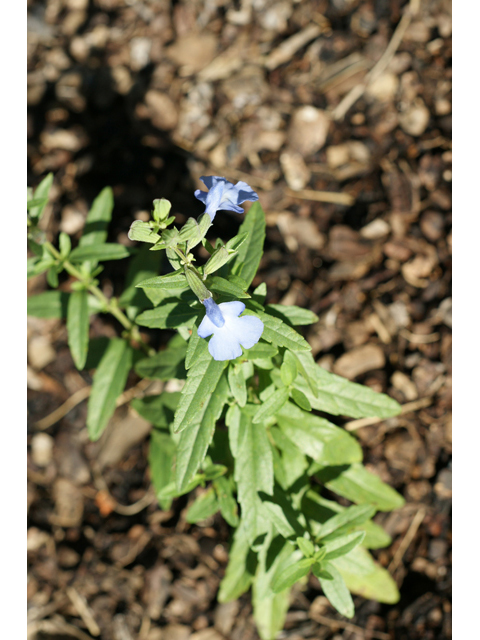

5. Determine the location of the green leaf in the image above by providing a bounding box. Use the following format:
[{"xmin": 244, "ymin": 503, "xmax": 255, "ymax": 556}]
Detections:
[
  {"xmin": 214, "ymin": 476, "xmax": 239, "ymax": 527},
  {"xmin": 260, "ymin": 486, "xmax": 304, "ymax": 538},
  {"xmin": 59, "ymin": 232, "xmax": 71, "ymax": 258},
  {"xmin": 243, "ymin": 341, "xmax": 278, "ymax": 360},
  {"xmin": 271, "ymin": 557, "xmax": 313, "ymax": 593},
  {"xmin": 266, "ymin": 304, "xmax": 319, "ymax": 326},
  {"xmin": 69, "ymin": 243, "xmax": 131, "ymax": 263},
  {"xmin": 128, "ymin": 220, "xmax": 160, "ymax": 244},
  {"xmin": 172, "ymin": 355, "xmax": 226, "ymax": 434},
  {"xmin": 253, "ymin": 387, "xmax": 290, "ymax": 424},
  {"xmin": 323, "ymin": 531, "xmax": 366, "ymax": 560},
  {"xmin": 333, "ymin": 547, "xmax": 400, "ymax": 604},
  {"xmin": 79, "ymin": 187, "xmax": 114, "ymax": 247},
  {"xmin": 317, "ymin": 504, "xmax": 376, "ymax": 540},
  {"xmin": 86, "ymin": 339, "xmax": 133, "ymax": 441},
  {"xmin": 290, "ymin": 388, "xmax": 311, "ymax": 411},
  {"xmin": 27, "ymin": 197, "xmax": 48, "ymax": 211},
  {"xmin": 316, "ymin": 562, "xmax": 354, "ymax": 618},
  {"xmin": 253, "ymin": 312, "xmax": 311, "ymax": 352},
  {"xmin": 294, "ymin": 351, "xmax": 401, "ymax": 419},
  {"xmin": 234, "ymin": 409, "xmax": 274, "ymax": 545},
  {"xmin": 131, "ymin": 392, "xmax": 180, "ymax": 428},
  {"xmin": 218, "ymin": 522, "xmax": 257, "ymax": 603},
  {"xmin": 135, "ymin": 336, "xmax": 187, "ymax": 380},
  {"xmin": 27, "ymin": 291, "xmax": 69, "ymax": 318},
  {"xmin": 280, "ymin": 350, "xmax": 297, "ymax": 386},
  {"xmin": 206, "ymin": 275, "xmax": 251, "ymax": 299},
  {"xmin": 316, "ymin": 462, "xmax": 405, "ymax": 511},
  {"xmin": 29, "ymin": 173, "xmax": 53, "ymax": 220},
  {"xmin": 231, "ymin": 201, "xmax": 266, "ymax": 287},
  {"xmin": 296, "ymin": 537, "xmax": 315, "ymax": 558},
  {"xmin": 270, "ymin": 427, "xmax": 308, "ymax": 490},
  {"xmin": 252, "ymin": 282, "xmax": 267, "ymax": 304},
  {"xmin": 186, "ymin": 488, "xmax": 219, "ymax": 523},
  {"xmin": 149, "ymin": 430, "xmax": 176, "ymax": 510},
  {"xmin": 137, "ymin": 300, "xmax": 199, "ymax": 330},
  {"xmin": 67, "ymin": 290, "xmax": 89, "ymax": 370},
  {"xmin": 175, "ymin": 374, "xmax": 229, "ymax": 491},
  {"xmin": 302, "ymin": 491, "xmax": 392, "ymax": 549},
  {"xmin": 253, "ymin": 537, "xmax": 294, "ymax": 640},
  {"xmin": 228, "ymin": 364, "xmax": 247, "ymax": 407},
  {"xmin": 277, "ymin": 402, "xmax": 362, "ymax": 467},
  {"xmin": 136, "ymin": 270, "xmax": 188, "ymax": 291},
  {"xmin": 185, "ymin": 318, "xmax": 209, "ymax": 369}
]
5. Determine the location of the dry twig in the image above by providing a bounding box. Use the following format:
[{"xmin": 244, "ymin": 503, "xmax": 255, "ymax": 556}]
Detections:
[
  {"xmin": 309, "ymin": 612, "xmax": 392, "ymax": 640},
  {"xmin": 389, "ymin": 507, "xmax": 427, "ymax": 574},
  {"xmin": 286, "ymin": 187, "xmax": 354, "ymax": 206},
  {"xmin": 66, "ymin": 587, "xmax": 101, "ymax": 637}
]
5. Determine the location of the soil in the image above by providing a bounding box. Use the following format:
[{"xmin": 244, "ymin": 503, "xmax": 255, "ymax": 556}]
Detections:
[{"xmin": 28, "ymin": 1, "xmax": 452, "ymax": 639}]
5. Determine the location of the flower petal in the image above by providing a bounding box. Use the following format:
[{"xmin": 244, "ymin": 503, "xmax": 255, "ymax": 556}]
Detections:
[
  {"xmin": 208, "ymin": 330, "xmax": 243, "ymax": 361},
  {"xmin": 236, "ymin": 315, "xmax": 264, "ymax": 349},
  {"xmin": 218, "ymin": 301, "xmax": 246, "ymax": 318},
  {"xmin": 198, "ymin": 315, "xmax": 216, "ymax": 338}
]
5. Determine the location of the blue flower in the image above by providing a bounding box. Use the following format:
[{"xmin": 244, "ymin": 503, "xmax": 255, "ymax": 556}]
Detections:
[
  {"xmin": 198, "ymin": 298, "xmax": 264, "ymax": 361},
  {"xmin": 194, "ymin": 176, "xmax": 259, "ymax": 221}
]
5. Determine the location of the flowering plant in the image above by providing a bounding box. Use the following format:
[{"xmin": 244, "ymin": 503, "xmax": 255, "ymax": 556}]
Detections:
[{"xmin": 28, "ymin": 175, "xmax": 404, "ymax": 640}]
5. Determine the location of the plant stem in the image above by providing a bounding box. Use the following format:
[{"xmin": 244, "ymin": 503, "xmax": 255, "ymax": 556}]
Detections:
[{"xmin": 45, "ymin": 242, "xmax": 154, "ymax": 355}]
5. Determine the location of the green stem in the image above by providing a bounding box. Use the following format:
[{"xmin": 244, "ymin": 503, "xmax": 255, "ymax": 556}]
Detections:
[{"xmin": 45, "ymin": 242, "xmax": 154, "ymax": 356}]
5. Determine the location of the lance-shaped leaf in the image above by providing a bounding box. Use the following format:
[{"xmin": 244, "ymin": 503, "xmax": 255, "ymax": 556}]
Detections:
[
  {"xmin": 172, "ymin": 354, "xmax": 226, "ymax": 433},
  {"xmin": 218, "ymin": 522, "xmax": 258, "ymax": 603},
  {"xmin": 136, "ymin": 300, "xmax": 199, "ymax": 329},
  {"xmin": 149, "ymin": 430, "xmax": 176, "ymax": 510},
  {"xmin": 231, "ymin": 201, "xmax": 266, "ymax": 287},
  {"xmin": 315, "ymin": 462, "xmax": 405, "ymax": 511},
  {"xmin": 206, "ymin": 275, "xmax": 251, "ymax": 299},
  {"xmin": 271, "ymin": 557, "xmax": 314, "ymax": 593},
  {"xmin": 234, "ymin": 408, "xmax": 274, "ymax": 545},
  {"xmin": 214, "ymin": 475, "xmax": 239, "ymax": 526},
  {"xmin": 294, "ymin": 351, "xmax": 401, "ymax": 419},
  {"xmin": 87, "ymin": 339, "xmax": 133, "ymax": 441},
  {"xmin": 69, "ymin": 243, "xmax": 131, "ymax": 263},
  {"xmin": 175, "ymin": 374, "xmax": 229, "ymax": 491},
  {"xmin": 79, "ymin": 187, "xmax": 114, "ymax": 246},
  {"xmin": 333, "ymin": 546, "xmax": 400, "ymax": 604},
  {"xmin": 253, "ymin": 536, "xmax": 296, "ymax": 640},
  {"xmin": 277, "ymin": 402, "xmax": 362, "ymax": 467},
  {"xmin": 315, "ymin": 562, "xmax": 354, "ymax": 618},
  {"xmin": 136, "ymin": 270, "xmax": 189, "ymax": 291},
  {"xmin": 322, "ymin": 531, "xmax": 366, "ymax": 561},
  {"xmin": 132, "ymin": 392, "xmax": 180, "ymax": 428},
  {"xmin": 67, "ymin": 289, "xmax": 89, "ymax": 370},
  {"xmin": 251, "ymin": 311, "xmax": 311, "ymax": 352},
  {"xmin": 253, "ymin": 387, "xmax": 290, "ymax": 424},
  {"xmin": 316, "ymin": 504, "xmax": 376, "ymax": 540},
  {"xmin": 29, "ymin": 173, "xmax": 53, "ymax": 221},
  {"xmin": 266, "ymin": 304, "xmax": 319, "ymax": 326},
  {"xmin": 27, "ymin": 291, "xmax": 70, "ymax": 318},
  {"xmin": 118, "ymin": 246, "xmax": 162, "ymax": 318},
  {"xmin": 185, "ymin": 318, "xmax": 210, "ymax": 369}
]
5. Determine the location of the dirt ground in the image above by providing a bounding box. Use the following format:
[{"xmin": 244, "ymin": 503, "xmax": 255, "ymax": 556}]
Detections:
[{"xmin": 27, "ymin": 1, "xmax": 452, "ymax": 639}]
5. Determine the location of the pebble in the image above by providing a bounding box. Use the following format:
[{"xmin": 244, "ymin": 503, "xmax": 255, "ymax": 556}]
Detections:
[
  {"xmin": 28, "ymin": 335, "xmax": 56, "ymax": 370},
  {"xmin": 31, "ymin": 433, "xmax": 55, "ymax": 468},
  {"xmin": 288, "ymin": 106, "xmax": 330, "ymax": 157},
  {"xmin": 399, "ymin": 100, "xmax": 430, "ymax": 136},
  {"xmin": 280, "ymin": 150, "xmax": 311, "ymax": 190},
  {"xmin": 333, "ymin": 344, "xmax": 385, "ymax": 379}
]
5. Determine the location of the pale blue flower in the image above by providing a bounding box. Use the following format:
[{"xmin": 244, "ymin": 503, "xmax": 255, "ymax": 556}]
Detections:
[
  {"xmin": 194, "ymin": 176, "xmax": 259, "ymax": 221},
  {"xmin": 198, "ymin": 298, "xmax": 264, "ymax": 361}
]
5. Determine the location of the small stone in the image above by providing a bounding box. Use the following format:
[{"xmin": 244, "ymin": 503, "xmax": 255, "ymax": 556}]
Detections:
[
  {"xmin": 31, "ymin": 433, "xmax": 54, "ymax": 468},
  {"xmin": 420, "ymin": 210, "xmax": 444, "ymax": 242},
  {"xmin": 288, "ymin": 106, "xmax": 330, "ymax": 157},
  {"xmin": 167, "ymin": 34, "xmax": 217, "ymax": 74},
  {"xmin": 280, "ymin": 151, "xmax": 311, "ymax": 190},
  {"xmin": 333, "ymin": 344, "xmax": 386, "ymax": 379},
  {"xmin": 399, "ymin": 100, "xmax": 430, "ymax": 136},
  {"xmin": 391, "ymin": 371, "xmax": 418, "ymax": 400},
  {"xmin": 360, "ymin": 218, "xmax": 390, "ymax": 240},
  {"xmin": 28, "ymin": 335, "xmax": 56, "ymax": 370},
  {"xmin": 57, "ymin": 545, "xmax": 81, "ymax": 567},
  {"xmin": 366, "ymin": 72, "xmax": 399, "ymax": 101},
  {"xmin": 144, "ymin": 91, "xmax": 178, "ymax": 131},
  {"xmin": 130, "ymin": 37, "xmax": 152, "ymax": 71}
]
